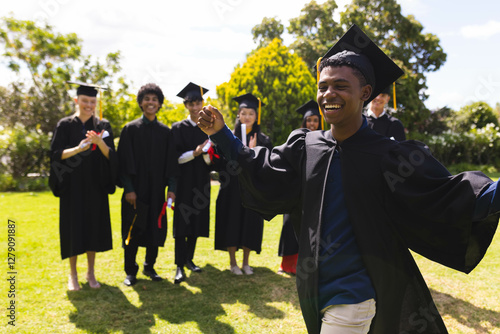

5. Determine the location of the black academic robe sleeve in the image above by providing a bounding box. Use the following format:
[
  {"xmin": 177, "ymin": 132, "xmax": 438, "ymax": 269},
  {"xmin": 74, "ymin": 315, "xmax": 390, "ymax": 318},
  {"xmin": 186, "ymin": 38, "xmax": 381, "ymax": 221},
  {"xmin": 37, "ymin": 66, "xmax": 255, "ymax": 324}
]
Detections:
[
  {"xmin": 234, "ymin": 128, "xmax": 307, "ymax": 220},
  {"xmin": 380, "ymin": 140, "xmax": 498, "ymax": 273},
  {"xmin": 49, "ymin": 118, "xmax": 70, "ymax": 197},
  {"xmin": 97, "ymin": 120, "xmax": 118, "ymax": 195}
]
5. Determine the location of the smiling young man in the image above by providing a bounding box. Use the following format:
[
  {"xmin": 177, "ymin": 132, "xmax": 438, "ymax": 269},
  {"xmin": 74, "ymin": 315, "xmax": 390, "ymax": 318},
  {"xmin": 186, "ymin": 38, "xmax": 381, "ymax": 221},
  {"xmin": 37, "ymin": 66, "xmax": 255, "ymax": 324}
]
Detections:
[
  {"xmin": 117, "ymin": 83, "xmax": 177, "ymax": 286},
  {"xmin": 197, "ymin": 25, "xmax": 499, "ymax": 334}
]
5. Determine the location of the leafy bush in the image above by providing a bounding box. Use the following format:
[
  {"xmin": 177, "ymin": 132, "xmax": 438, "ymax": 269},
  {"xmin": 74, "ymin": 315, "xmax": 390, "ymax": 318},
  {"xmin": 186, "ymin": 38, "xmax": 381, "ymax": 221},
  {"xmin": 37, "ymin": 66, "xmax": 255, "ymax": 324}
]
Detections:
[
  {"xmin": 423, "ymin": 123, "xmax": 500, "ymax": 167},
  {"xmin": 0, "ymin": 123, "xmax": 51, "ymax": 191}
]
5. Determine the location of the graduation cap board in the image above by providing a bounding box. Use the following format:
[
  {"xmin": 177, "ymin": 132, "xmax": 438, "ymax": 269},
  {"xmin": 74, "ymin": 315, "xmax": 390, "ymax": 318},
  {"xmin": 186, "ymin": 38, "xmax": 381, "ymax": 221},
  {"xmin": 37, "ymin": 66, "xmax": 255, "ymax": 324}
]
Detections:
[
  {"xmin": 233, "ymin": 93, "xmax": 265, "ymax": 125},
  {"xmin": 176, "ymin": 82, "xmax": 208, "ymax": 102},
  {"xmin": 314, "ymin": 24, "xmax": 404, "ymax": 127},
  {"xmin": 67, "ymin": 81, "xmax": 109, "ymax": 120}
]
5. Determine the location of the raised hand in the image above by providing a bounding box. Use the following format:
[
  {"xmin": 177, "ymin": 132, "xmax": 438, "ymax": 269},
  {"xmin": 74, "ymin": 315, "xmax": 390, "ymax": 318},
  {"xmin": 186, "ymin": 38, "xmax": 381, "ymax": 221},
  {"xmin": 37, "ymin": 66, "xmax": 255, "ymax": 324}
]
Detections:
[
  {"xmin": 249, "ymin": 133, "xmax": 257, "ymax": 148},
  {"xmin": 197, "ymin": 105, "xmax": 225, "ymax": 136}
]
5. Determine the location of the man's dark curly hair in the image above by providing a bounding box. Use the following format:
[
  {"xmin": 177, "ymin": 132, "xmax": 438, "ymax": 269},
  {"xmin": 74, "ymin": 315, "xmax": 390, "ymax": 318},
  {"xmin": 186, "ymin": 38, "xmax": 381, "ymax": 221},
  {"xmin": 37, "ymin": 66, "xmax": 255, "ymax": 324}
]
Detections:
[{"xmin": 137, "ymin": 83, "xmax": 164, "ymax": 108}]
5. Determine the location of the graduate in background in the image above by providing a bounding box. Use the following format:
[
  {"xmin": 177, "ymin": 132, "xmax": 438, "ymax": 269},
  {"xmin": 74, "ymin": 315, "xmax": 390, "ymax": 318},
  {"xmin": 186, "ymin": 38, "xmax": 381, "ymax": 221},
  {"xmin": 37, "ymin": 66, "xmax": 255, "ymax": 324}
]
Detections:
[
  {"xmin": 278, "ymin": 100, "xmax": 321, "ymax": 275},
  {"xmin": 49, "ymin": 82, "xmax": 117, "ymax": 291},
  {"xmin": 214, "ymin": 93, "xmax": 272, "ymax": 275},
  {"xmin": 365, "ymin": 85, "xmax": 406, "ymax": 141},
  {"xmin": 117, "ymin": 83, "xmax": 177, "ymax": 286},
  {"xmin": 170, "ymin": 82, "xmax": 212, "ymax": 284}
]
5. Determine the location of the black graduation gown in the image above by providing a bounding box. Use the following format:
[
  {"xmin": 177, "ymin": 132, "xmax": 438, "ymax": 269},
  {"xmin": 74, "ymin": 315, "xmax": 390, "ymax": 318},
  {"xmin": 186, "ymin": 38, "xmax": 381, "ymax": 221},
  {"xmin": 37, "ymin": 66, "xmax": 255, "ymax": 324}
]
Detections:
[
  {"xmin": 171, "ymin": 119, "xmax": 211, "ymax": 238},
  {"xmin": 117, "ymin": 117, "xmax": 177, "ymax": 247},
  {"xmin": 213, "ymin": 124, "xmax": 498, "ymax": 334},
  {"xmin": 214, "ymin": 126, "xmax": 272, "ymax": 253},
  {"xmin": 278, "ymin": 211, "xmax": 300, "ymax": 257},
  {"xmin": 366, "ymin": 112, "xmax": 406, "ymax": 141},
  {"xmin": 49, "ymin": 115, "xmax": 117, "ymax": 259}
]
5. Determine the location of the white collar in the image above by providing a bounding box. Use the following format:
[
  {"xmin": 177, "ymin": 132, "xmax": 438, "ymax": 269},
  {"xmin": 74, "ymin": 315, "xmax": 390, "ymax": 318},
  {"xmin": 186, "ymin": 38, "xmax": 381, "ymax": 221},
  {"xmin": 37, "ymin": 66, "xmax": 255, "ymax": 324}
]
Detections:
[
  {"xmin": 367, "ymin": 108, "xmax": 387, "ymax": 119},
  {"xmin": 186, "ymin": 115, "xmax": 197, "ymax": 126}
]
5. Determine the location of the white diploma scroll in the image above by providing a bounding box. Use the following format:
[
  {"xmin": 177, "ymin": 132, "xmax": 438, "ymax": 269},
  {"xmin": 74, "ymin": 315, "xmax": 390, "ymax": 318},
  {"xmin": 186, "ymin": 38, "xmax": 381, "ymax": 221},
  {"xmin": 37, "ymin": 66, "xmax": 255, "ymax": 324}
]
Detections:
[
  {"xmin": 241, "ymin": 123, "xmax": 247, "ymax": 146},
  {"xmin": 202, "ymin": 139, "xmax": 212, "ymax": 153}
]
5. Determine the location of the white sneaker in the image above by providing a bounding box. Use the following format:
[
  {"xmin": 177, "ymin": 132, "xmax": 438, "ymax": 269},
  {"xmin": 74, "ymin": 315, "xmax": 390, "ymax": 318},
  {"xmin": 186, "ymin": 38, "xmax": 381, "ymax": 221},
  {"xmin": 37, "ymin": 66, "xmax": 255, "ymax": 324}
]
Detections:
[
  {"xmin": 230, "ymin": 265, "xmax": 243, "ymax": 275},
  {"xmin": 242, "ymin": 265, "xmax": 254, "ymax": 275}
]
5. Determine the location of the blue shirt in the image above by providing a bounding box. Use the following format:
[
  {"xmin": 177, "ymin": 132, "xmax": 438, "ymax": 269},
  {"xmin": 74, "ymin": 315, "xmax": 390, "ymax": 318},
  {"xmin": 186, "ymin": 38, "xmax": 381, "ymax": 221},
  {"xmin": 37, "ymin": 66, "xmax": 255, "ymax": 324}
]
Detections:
[{"xmin": 317, "ymin": 121, "xmax": 376, "ymax": 311}]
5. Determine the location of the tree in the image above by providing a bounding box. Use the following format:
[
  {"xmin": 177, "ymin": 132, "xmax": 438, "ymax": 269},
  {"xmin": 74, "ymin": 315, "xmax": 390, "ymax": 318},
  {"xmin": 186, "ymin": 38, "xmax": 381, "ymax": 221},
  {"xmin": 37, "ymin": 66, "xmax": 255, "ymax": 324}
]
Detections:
[
  {"xmin": 251, "ymin": 0, "xmax": 447, "ymax": 134},
  {"xmin": 0, "ymin": 17, "xmax": 137, "ymax": 136},
  {"xmin": 287, "ymin": 0, "xmax": 343, "ymax": 70},
  {"xmin": 0, "ymin": 17, "xmax": 139, "ymax": 188},
  {"xmin": 252, "ymin": 17, "xmax": 284, "ymax": 49},
  {"xmin": 0, "ymin": 17, "xmax": 81, "ymax": 133},
  {"xmin": 217, "ymin": 39, "xmax": 316, "ymax": 145},
  {"xmin": 449, "ymin": 101, "xmax": 498, "ymax": 132}
]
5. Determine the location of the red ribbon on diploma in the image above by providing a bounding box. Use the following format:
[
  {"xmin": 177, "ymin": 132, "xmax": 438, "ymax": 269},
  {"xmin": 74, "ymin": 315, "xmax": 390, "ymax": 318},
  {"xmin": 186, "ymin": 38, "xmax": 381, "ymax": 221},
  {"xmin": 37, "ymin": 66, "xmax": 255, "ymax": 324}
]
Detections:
[
  {"xmin": 91, "ymin": 131, "xmax": 102, "ymax": 151},
  {"xmin": 158, "ymin": 201, "xmax": 167, "ymax": 228},
  {"xmin": 207, "ymin": 146, "xmax": 220, "ymax": 164}
]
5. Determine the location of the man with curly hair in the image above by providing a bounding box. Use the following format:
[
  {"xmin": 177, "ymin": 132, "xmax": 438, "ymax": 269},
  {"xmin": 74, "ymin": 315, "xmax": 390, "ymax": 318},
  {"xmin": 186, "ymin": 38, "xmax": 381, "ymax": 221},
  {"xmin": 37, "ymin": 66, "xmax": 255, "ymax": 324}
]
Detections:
[{"xmin": 117, "ymin": 83, "xmax": 177, "ymax": 286}]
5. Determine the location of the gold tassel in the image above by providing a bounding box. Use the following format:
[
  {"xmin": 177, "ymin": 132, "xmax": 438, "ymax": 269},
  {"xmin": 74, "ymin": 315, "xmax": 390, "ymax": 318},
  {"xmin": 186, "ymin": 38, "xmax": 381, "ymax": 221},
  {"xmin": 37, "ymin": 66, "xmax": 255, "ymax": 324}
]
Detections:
[
  {"xmin": 258, "ymin": 98, "xmax": 262, "ymax": 125},
  {"xmin": 393, "ymin": 82, "xmax": 397, "ymax": 110},
  {"xmin": 316, "ymin": 57, "xmax": 325, "ymax": 130},
  {"xmin": 125, "ymin": 214, "xmax": 137, "ymax": 246}
]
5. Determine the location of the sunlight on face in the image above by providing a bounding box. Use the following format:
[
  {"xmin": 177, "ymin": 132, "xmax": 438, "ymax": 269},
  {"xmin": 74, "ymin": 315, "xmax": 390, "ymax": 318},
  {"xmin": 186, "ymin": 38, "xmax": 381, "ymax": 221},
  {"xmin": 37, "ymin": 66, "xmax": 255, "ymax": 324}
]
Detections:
[{"xmin": 239, "ymin": 107, "xmax": 257, "ymax": 131}]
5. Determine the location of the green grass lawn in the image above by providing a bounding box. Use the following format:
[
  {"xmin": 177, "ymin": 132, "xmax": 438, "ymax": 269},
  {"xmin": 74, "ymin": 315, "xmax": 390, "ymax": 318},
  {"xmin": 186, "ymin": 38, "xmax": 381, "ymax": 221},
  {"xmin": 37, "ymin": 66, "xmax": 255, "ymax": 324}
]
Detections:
[{"xmin": 0, "ymin": 185, "xmax": 499, "ymax": 333}]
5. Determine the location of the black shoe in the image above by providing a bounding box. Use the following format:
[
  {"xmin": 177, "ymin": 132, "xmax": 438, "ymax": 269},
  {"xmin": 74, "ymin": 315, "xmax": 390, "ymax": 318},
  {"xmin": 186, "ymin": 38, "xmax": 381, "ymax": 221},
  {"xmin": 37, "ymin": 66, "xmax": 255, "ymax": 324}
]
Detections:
[
  {"xmin": 124, "ymin": 275, "xmax": 137, "ymax": 286},
  {"xmin": 185, "ymin": 260, "xmax": 202, "ymax": 273},
  {"xmin": 174, "ymin": 266, "xmax": 186, "ymax": 284},
  {"xmin": 142, "ymin": 268, "xmax": 162, "ymax": 281}
]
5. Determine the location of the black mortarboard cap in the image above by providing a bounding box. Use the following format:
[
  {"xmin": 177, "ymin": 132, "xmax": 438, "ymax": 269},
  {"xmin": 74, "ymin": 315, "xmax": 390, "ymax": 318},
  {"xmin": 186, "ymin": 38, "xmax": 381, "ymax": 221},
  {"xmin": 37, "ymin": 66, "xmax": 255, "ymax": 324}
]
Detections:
[
  {"xmin": 380, "ymin": 85, "xmax": 392, "ymax": 96},
  {"xmin": 67, "ymin": 80, "xmax": 108, "ymax": 97},
  {"xmin": 233, "ymin": 93, "xmax": 265, "ymax": 110},
  {"xmin": 296, "ymin": 100, "xmax": 320, "ymax": 118},
  {"xmin": 315, "ymin": 24, "xmax": 404, "ymax": 105},
  {"xmin": 176, "ymin": 82, "xmax": 208, "ymax": 101},
  {"xmin": 233, "ymin": 93, "xmax": 265, "ymax": 125}
]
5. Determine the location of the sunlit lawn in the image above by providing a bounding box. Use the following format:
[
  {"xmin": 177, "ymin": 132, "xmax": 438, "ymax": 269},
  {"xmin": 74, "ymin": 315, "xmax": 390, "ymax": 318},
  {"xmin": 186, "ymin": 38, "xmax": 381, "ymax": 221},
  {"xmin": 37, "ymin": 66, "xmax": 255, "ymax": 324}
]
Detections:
[{"xmin": 0, "ymin": 183, "xmax": 499, "ymax": 333}]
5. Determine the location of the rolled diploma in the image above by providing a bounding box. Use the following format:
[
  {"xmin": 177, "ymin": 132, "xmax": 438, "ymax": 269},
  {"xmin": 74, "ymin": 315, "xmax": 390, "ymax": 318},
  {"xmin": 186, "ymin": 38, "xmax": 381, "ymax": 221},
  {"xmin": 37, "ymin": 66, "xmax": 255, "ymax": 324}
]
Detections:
[
  {"xmin": 202, "ymin": 139, "xmax": 212, "ymax": 153},
  {"xmin": 241, "ymin": 123, "xmax": 247, "ymax": 146},
  {"xmin": 80, "ymin": 130, "xmax": 110, "ymax": 149}
]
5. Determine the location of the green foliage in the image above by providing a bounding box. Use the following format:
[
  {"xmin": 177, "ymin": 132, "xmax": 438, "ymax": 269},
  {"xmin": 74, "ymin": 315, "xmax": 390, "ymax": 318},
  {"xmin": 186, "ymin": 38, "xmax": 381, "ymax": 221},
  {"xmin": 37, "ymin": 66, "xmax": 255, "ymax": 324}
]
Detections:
[
  {"xmin": 0, "ymin": 123, "xmax": 51, "ymax": 190},
  {"xmin": 408, "ymin": 106, "xmax": 452, "ymax": 136},
  {"xmin": 448, "ymin": 101, "xmax": 499, "ymax": 132},
  {"xmin": 0, "ymin": 16, "xmax": 136, "ymax": 134},
  {"xmin": 252, "ymin": 17, "xmax": 284, "ymax": 49},
  {"xmin": 287, "ymin": 0, "xmax": 343, "ymax": 69},
  {"xmin": 250, "ymin": 0, "xmax": 447, "ymax": 132},
  {"xmin": 216, "ymin": 39, "xmax": 316, "ymax": 145},
  {"xmin": 0, "ymin": 17, "xmax": 80, "ymax": 133},
  {"xmin": 156, "ymin": 102, "xmax": 188, "ymax": 128},
  {"xmin": 421, "ymin": 123, "xmax": 500, "ymax": 167}
]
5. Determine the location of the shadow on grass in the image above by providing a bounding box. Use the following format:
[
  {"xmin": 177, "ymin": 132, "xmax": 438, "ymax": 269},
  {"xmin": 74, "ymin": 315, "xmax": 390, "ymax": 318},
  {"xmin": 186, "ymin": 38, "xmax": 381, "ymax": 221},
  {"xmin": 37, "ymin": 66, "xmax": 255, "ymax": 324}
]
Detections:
[
  {"xmin": 134, "ymin": 264, "xmax": 300, "ymax": 333},
  {"xmin": 67, "ymin": 265, "xmax": 301, "ymax": 333},
  {"xmin": 68, "ymin": 283, "xmax": 154, "ymax": 333},
  {"xmin": 431, "ymin": 289, "xmax": 500, "ymax": 333}
]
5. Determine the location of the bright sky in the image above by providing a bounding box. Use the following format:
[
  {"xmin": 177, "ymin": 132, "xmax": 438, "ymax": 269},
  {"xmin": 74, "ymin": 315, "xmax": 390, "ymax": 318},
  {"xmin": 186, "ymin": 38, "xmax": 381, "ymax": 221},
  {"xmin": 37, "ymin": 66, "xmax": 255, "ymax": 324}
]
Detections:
[{"xmin": 1, "ymin": 0, "xmax": 500, "ymax": 110}]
